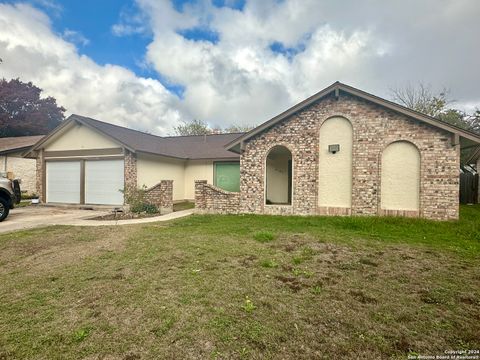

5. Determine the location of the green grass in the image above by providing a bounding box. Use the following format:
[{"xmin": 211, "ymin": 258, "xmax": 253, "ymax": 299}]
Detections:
[{"xmin": 0, "ymin": 206, "xmax": 479, "ymax": 359}]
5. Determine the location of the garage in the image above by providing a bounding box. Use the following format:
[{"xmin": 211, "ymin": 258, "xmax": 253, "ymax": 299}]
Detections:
[
  {"xmin": 46, "ymin": 159, "xmax": 124, "ymax": 205},
  {"xmin": 46, "ymin": 161, "xmax": 81, "ymax": 203},
  {"xmin": 85, "ymin": 159, "xmax": 124, "ymax": 205}
]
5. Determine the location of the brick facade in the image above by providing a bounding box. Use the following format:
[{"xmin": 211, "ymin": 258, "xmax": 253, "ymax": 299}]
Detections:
[
  {"xmin": 144, "ymin": 180, "xmax": 174, "ymax": 213},
  {"xmin": 195, "ymin": 180, "xmax": 240, "ymax": 214},
  {"xmin": 238, "ymin": 93, "xmax": 459, "ymax": 220}
]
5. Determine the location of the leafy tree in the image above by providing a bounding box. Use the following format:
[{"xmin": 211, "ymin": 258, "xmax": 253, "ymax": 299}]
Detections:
[{"xmin": 0, "ymin": 78, "xmax": 65, "ymax": 137}]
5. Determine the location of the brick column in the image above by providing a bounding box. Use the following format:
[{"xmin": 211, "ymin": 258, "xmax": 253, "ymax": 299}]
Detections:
[
  {"xmin": 35, "ymin": 149, "xmax": 45, "ymax": 202},
  {"xmin": 124, "ymin": 150, "xmax": 137, "ymax": 203},
  {"xmin": 195, "ymin": 180, "xmax": 207, "ymax": 210},
  {"xmin": 159, "ymin": 180, "xmax": 173, "ymax": 213}
]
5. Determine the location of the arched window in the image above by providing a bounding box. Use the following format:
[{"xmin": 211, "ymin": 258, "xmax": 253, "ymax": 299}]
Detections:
[
  {"xmin": 318, "ymin": 116, "xmax": 353, "ymax": 208},
  {"xmin": 265, "ymin": 145, "xmax": 292, "ymax": 205},
  {"xmin": 381, "ymin": 141, "xmax": 420, "ymax": 211}
]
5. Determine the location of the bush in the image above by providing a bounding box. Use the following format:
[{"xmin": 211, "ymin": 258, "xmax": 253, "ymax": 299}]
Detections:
[{"xmin": 123, "ymin": 186, "xmax": 158, "ymax": 214}]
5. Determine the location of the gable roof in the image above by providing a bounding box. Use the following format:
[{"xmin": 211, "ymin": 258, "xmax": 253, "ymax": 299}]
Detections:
[
  {"xmin": 0, "ymin": 135, "xmax": 45, "ymax": 155},
  {"xmin": 226, "ymin": 81, "xmax": 480, "ymax": 152},
  {"xmin": 27, "ymin": 114, "xmax": 243, "ymax": 160}
]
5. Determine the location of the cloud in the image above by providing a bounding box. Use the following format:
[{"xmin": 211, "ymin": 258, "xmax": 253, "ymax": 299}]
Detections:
[
  {"xmin": 0, "ymin": 2, "xmax": 184, "ymax": 135},
  {"xmin": 135, "ymin": 0, "xmax": 480, "ymax": 126},
  {"xmin": 62, "ymin": 29, "xmax": 89, "ymax": 46},
  {"xmin": 1, "ymin": 0, "xmax": 479, "ymax": 135}
]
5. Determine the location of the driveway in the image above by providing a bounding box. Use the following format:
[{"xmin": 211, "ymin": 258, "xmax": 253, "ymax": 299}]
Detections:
[
  {"xmin": 0, "ymin": 206, "xmax": 107, "ymax": 234},
  {"xmin": 0, "ymin": 206, "xmax": 195, "ymax": 234}
]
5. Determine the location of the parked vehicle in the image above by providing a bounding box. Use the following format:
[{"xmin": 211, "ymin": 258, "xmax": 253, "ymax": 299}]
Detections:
[{"xmin": 0, "ymin": 176, "xmax": 21, "ymax": 221}]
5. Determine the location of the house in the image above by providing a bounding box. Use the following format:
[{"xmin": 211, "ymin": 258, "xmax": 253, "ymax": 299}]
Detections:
[
  {"xmin": 26, "ymin": 82, "xmax": 480, "ymax": 220},
  {"xmin": 25, "ymin": 115, "xmax": 241, "ymax": 210},
  {"xmin": 0, "ymin": 135, "xmax": 44, "ymax": 194},
  {"xmin": 195, "ymin": 82, "xmax": 480, "ymax": 220}
]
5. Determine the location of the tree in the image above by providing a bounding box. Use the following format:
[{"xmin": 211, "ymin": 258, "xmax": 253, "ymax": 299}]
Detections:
[
  {"xmin": 0, "ymin": 78, "xmax": 65, "ymax": 137},
  {"xmin": 390, "ymin": 83, "xmax": 450, "ymax": 117},
  {"xmin": 390, "ymin": 83, "xmax": 479, "ymax": 134},
  {"xmin": 173, "ymin": 119, "xmax": 211, "ymax": 136},
  {"xmin": 173, "ymin": 119, "xmax": 255, "ymax": 136}
]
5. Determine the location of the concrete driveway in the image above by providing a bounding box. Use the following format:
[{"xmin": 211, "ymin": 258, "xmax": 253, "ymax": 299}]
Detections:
[
  {"xmin": 0, "ymin": 205, "xmax": 195, "ymax": 234},
  {"xmin": 0, "ymin": 206, "xmax": 107, "ymax": 234}
]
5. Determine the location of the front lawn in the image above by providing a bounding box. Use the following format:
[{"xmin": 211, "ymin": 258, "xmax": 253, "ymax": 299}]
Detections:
[{"xmin": 0, "ymin": 206, "xmax": 479, "ymax": 359}]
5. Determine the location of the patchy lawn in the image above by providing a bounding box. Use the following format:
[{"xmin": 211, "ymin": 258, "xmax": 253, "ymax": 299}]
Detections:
[{"xmin": 0, "ymin": 206, "xmax": 479, "ymax": 359}]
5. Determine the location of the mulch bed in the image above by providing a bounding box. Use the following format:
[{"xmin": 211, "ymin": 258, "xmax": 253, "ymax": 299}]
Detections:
[{"xmin": 90, "ymin": 212, "xmax": 161, "ymax": 221}]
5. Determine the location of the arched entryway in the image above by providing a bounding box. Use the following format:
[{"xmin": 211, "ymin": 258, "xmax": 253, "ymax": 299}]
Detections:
[
  {"xmin": 381, "ymin": 141, "xmax": 420, "ymax": 213},
  {"xmin": 265, "ymin": 145, "xmax": 292, "ymax": 205}
]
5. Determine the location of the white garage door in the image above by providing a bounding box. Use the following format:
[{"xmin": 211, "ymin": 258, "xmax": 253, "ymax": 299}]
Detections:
[
  {"xmin": 46, "ymin": 161, "xmax": 81, "ymax": 204},
  {"xmin": 85, "ymin": 160, "xmax": 124, "ymax": 205}
]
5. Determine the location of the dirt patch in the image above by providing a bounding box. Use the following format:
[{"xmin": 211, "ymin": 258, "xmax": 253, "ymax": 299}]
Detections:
[{"xmin": 0, "ymin": 227, "xmax": 129, "ymax": 274}]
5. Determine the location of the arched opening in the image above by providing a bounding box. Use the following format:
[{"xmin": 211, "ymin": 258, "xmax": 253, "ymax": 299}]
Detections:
[
  {"xmin": 265, "ymin": 145, "xmax": 292, "ymax": 205},
  {"xmin": 381, "ymin": 141, "xmax": 420, "ymax": 211},
  {"xmin": 318, "ymin": 116, "xmax": 353, "ymax": 208}
]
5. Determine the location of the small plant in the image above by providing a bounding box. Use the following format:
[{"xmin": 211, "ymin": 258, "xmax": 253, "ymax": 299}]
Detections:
[
  {"xmin": 253, "ymin": 231, "xmax": 275, "ymax": 243},
  {"xmin": 260, "ymin": 259, "xmax": 278, "ymax": 268},
  {"xmin": 311, "ymin": 285, "xmax": 322, "ymax": 295},
  {"xmin": 292, "ymin": 268, "xmax": 313, "ymax": 278},
  {"xmin": 292, "ymin": 256, "xmax": 303, "ymax": 265},
  {"xmin": 73, "ymin": 327, "xmax": 90, "ymax": 342},
  {"xmin": 122, "ymin": 186, "xmax": 158, "ymax": 214},
  {"xmin": 242, "ymin": 296, "xmax": 256, "ymax": 313}
]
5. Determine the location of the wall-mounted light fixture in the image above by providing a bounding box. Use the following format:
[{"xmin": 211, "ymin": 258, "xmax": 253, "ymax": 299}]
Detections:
[{"xmin": 328, "ymin": 144, "xmax": 340, "ymax": 154}]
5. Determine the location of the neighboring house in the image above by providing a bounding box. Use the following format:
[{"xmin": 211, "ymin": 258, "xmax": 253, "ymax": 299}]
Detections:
[
  {"xmin": 0, "ymin": 135, "xmax": 44, "ymax": 194},
  {"xmin": 24, "ymin": 115, "xmax": 242, "ymax": 207},
  {"xmin": 197, "ymin": 82, "xmax": 480, "ymax": 220}
]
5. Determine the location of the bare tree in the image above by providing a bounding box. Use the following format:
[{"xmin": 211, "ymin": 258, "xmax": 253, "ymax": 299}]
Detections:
[{"xmin": 390, "ymin": 83, "xmax": 450, "ymax": 117}]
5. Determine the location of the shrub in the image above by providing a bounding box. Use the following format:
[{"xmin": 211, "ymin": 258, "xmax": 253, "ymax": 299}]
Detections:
[{"xmin": 123, "ymin": 186, "xmax": 158, "ymax": 214}]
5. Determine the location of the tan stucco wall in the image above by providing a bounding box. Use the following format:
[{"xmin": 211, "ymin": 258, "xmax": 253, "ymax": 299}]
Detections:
[
  {"xmin": 381, "ymin": 141, "xmax": 420, "ymax": 211},
  {"xmin": 318, "ymin": 116, "xmax": 353, "ymax": 208},
  {"xmin": 0, "ymin": 153, "xmax": 37, "ymax": 194},
  {"xmin": 44, "ymin": 123, "xmax": 119, "ymax": 151},
  {"xmin": 184, "ymin": 160, "xmax": 214, "ymax": 200},
  {"xmin": 266, "ymin": 153, "xmax": 290, "ymax": 204},
  {"xmin": 137, "ymin": 154, "xmax": 186, "ymax": 201}
]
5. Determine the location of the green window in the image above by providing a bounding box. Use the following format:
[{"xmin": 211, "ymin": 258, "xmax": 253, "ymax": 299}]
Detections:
[{"xmin": 214, "ymin": 162, "xmax": 240, "ymax": 192}]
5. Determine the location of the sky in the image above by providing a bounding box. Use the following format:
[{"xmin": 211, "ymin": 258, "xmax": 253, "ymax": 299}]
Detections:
[{"xmin": 0, "ymin": 0, "xmax": 479, "ymax": 135}]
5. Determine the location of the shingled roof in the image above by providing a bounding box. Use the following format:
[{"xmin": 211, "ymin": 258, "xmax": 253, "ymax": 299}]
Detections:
[
  {"xmin": 27, "ymin": 114, "xmax": 242, "ymax": 160},
  {"xmin": 0, "ymin": 135, "xmax": 45, "ymax": 155}
]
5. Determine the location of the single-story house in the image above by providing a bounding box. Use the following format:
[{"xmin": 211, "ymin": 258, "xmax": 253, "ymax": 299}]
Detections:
[
  {"xmin": 0, "ymin": 135, "xmax": 44, "ymax": 194},
  {"xmin": 198, "ymin": 82, "xmax": 480, "ymax": 220},
  {"xmin": 26, "ymin": 82, "xmax": 480, "ymax": 220},
  {"xmin": 25, "ymin": 115, "xmax": 242, "ymax": 208}
]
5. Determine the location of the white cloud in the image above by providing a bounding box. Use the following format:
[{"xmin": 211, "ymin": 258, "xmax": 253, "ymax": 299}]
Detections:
[
  {"xmin": 0, "ymin": 3, "xmax": 184, "ymax": 135},
  {"xmin": 1, "ymin": 0, "xmax": 480, "ymax": 135}
]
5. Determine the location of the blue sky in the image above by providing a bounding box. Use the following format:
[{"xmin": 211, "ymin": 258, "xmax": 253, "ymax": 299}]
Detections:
[{"xmin": 18, "ymin": 0, "xmax": 246, "ymax": 96}]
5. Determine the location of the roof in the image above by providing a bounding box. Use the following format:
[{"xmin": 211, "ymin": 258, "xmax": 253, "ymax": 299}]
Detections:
[
  {"xmin": 0, "ymin": 135, "xmax": 45, "ymax": 155},
  {"xmin": 226, "ymin": 81, "xmax": 480, "ymax": 152},
  {"xmin": 27, "ymin": 114, "xmax": 243, "ymax": 160}
]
